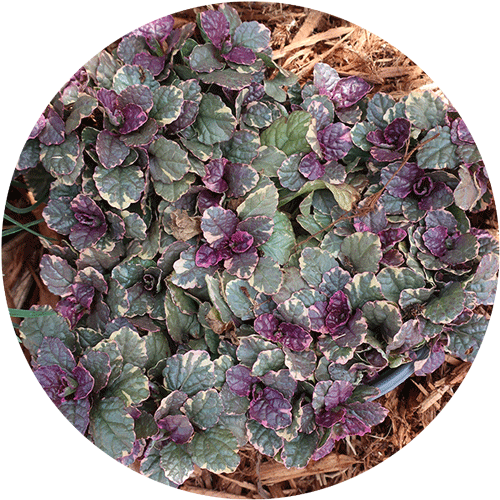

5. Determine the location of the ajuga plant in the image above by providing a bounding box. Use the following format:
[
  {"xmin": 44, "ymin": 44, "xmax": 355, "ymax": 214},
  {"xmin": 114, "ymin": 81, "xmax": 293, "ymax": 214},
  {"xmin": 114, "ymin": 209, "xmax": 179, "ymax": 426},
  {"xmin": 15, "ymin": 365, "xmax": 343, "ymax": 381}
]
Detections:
[{"xmin": 9, "ymin": 3, "xmax": 498, "ymax": 489}]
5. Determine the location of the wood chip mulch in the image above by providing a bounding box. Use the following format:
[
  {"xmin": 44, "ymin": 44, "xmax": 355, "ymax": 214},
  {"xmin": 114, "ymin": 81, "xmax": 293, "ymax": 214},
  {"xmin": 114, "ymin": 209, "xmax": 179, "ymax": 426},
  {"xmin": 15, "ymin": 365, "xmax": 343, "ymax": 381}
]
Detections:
[{"xmin": 2, "ymin": 3, "xmax": 496, "ymax": 499}]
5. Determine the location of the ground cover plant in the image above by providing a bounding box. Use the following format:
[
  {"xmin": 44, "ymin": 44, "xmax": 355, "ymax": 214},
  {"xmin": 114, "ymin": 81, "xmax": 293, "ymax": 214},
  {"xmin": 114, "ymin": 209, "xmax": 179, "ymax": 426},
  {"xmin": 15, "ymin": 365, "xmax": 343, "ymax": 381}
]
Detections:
[{"xmin": 8, "ymin": 2, "xmax": 498, "ymax": 492}]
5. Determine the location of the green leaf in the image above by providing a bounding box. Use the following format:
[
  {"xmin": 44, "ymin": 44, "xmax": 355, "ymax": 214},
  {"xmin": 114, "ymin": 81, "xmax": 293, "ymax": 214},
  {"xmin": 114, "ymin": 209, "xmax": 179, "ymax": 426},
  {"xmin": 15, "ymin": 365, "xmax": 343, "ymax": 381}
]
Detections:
[
  {"xmin": 151, "ymin": 85, "xmax": 184, "ymax": 125},
  {"xmin": 93, "ymin": 164, "xmax": 145, "ymax": 210},
  {"xmin": 404, "ymin": 90, "xmax": 446, "ymax": 129},
  {"xmin": 183, "ymin": 389, "xmax": 223, "ymax": 430},
  {"xmin": 237, "ymin": 174, "xmax": 279, "ymax": 220},
  {"xmin": 206, "ymin": 275, "xmax": 234, "ymax": 323},
  {"xmin": 163, "ymin": 350, "xmax": 215, "ymax": 396},
  {"xmin": 324, "ymin": 182, "xmax": 359, "ymax": 211},
  {"xmin": 345, "ymin": 272, "xmax": 384, "ymax": 309},
  {"xmin": 65, "ymin": 95, "xmax": 98, "ymax": 133},
  {"xmin": 362, "ymin": 300, "xmax": 402, "ymax": 338},
  {"xmin": 225, "ymin": 279, "xmax": 258, "ymax": 320},
  {"xmin": 299, "ymin": 247, "xmax": 338, "ymax": 288},
  {"xmin": 284, "ymin": 348, "xmax": 316, "ymax": 381},
  {"xmin": 189, "ymin": 43, "xmax": 225, "ymax": 72},
  {"xmin": 112, "ymin": 64, "xmax": 159, "ymax": 93},
  {"xmin": 248, "ymin": 256, "xmax": 283, "ymax": 295},
  {"xmin": 422, "ymin": 282, "xmax": 466, "ymax": 324},
  {"xmin": 140, "ymin": 445, "xmax": 177, "ymax": 486},
  {"xmin": 277, "ymin": 297, "xmax": 311, "ymax": 330},
  {"xmin": 261, "ymin": 110, "xmax": 313, "ymax": 155},
  {"xmin": 165, "ymin": 289, "xmax": 201, "ymax": 343},
  {"xmin": 416, "ymin": 126, "xmax": 457, "ymax": 170},
  {"xmin": 188, "ymin": 426, "xmax": 240, "ymax": 473},
  {"xmin": 340, "ymin": 232, "xmax": 382, "ymax": 273},
  {"xmin": 194, "ymin": 93, "xmax": 237, "ymax": 145},
  {"xmin": 377, "ymin": 267, "xmax": 426, "ymax": 304},
  {"xmin": 200, "ymin": 69, "xmax": 254, "ymax": 91},
  {"xmin": 154, "ymin": 173, "xmax": 196, "ymax": 203},
  {"xmin": 252, "ymin": 145, "xmax": 287, "ymax": 178},
  {"xmin": 282, "ymin": 432, "xmax": 319, "ymax": 468},
  {"xmin": 108, "ymin": 326, "xmax": 148, "ymax": 368},
  {"xmin": 39, "ymin": 254, "xmax": 76, "ymax": 297},
  {"xmin": 447, "ymin": 314, "xmax": 488, "ymax": 362},
  {"xmin": 159, "ymin": 441, "xmax": 194, "ymax": 485},
  {"xmin": 89, "ymin": 397, "xmax": 135, "ymax": 460},
  {"xmin": 104, "ymin": 363, "xmax": 150, "ymax": 406},
  {"xmin": 149, "ymin": 136, "xmax": 191, "ymax": 183},
  {"xmin": 251, "ymin": 349, "xmax": 286, "ymax": 377},
  {"xmin": 246, "ymin": 419, "xmax": 283, "ymax": 457},
  {"xmin": 232, "ymin": 21, "xmax": 270, "ymax": 50},
  {"xmin": 260, "ymin": 212, "xmax": 296, "ymax": 265},
  {"xmin": 19, "ymin": 306, "xmax": 74, "ymax": 355},
  {"xmin": 40, "ymin": 134, "xmax": 79, "ymax": 176}
]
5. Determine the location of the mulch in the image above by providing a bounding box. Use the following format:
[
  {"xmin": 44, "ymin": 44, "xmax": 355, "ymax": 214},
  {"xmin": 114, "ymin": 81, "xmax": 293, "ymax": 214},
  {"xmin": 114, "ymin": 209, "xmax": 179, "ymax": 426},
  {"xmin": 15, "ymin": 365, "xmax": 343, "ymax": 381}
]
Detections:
[{"xmin": 2, "ymin": 2, "xmax": 496, "ymax": 498}]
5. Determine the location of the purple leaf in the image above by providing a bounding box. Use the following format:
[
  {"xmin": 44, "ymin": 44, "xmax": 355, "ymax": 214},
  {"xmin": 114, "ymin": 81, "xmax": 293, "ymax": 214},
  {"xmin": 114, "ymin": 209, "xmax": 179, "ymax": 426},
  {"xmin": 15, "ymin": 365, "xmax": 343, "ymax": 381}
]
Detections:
[
  {"xmin": 29, "ymin": 114, "xmax": 47, "ymax": 139},
  {"xmin": 200, "ymin": 206, "xmax": 239, "ymax": 247},
  {"xmin": 69, "ymin": 195, "xmax": 107, "ymax": 251},
  {"xmin": 55, "ymin": 296, "xmax": 86, "ymax": 328},
  {"xmin": 195, "ymin": 244, "xmax": 223, "ymax": 268},
  {"xmin": 324, "ymin": 380, "xmax": 354, "ymax": 410},
  {"xmin": 324, "ymin": 291, "xmax": 351, "ymax": 334},
  {"xmin": 315, "ymin": 407, "xmax": 346, "ymax": 428},
  {"xmin": 203, "ymin": 158, "xmax": 229, "ymax": 193},
  {"xmin": 254, "ymin": 313, "xmax": 280, "ymax": 339},
  {"xmin": 313, "ymin": 63, "xmax": 340, "ymax": 97},
  {"xmin": 223, "ymin": 46, "xmax": 256, "ymax": 65},
  {"xmin": 378, "ymin": 227, "xmax": 407, "ymax": 250},
  {"xmin": 413, "ymin": 176, "xmax": 434, "ymax": 197},
  {"xmin": 423, "ymin": 226, "xmax": 448, "ymax": 257},
  {"xmin": 249, "ymin": 387, "xmax": 293, "ymax": 430},
  {"xmin": 380, "ymin": 162, "xmax": 423, "ymax": 199},
  {"xmin": 38, "ymin": 108, "xmax": 65, "ymax": 146},
  {"xmin": 331, "ymin": 309, "xmax": 368, "ymax": 348},
  {"xmin": 236, "ymin": 216, "xmax": 274, "ymax": 247},
  {"xmin": 165, "ymin": 100, "xmax": 199, "ymax": 134},
  {"xmin": 299, "ymin": 152, "xmax": 325, "ymax": 180},
  {"xmin": 157, "ymin": 414, "xmax": 194, "ymax": 444},
  {"xmin": 120, "ymin": 104, "xmax": 148, "ymax": 134},
  {"xmin": 277, "ymin": 323, "xmax": 313, "ymax": 352},
  {"xmin": 225, "ymin": 163, "xmax": 259, "ymax": 198},
  {"xmin": 72, "ymin": 365, "xmax": 95, "ymax": 400},
  {"xmin": 34, "ymin": 365, "xmax": 75, "ymax": 406},
  {"xmin": 318, "ymin": 122, "xmax": 352, "ymax": 161},
  {"xmin": 132, "ymin": 15, "xmax": 174, "ymax": 43},
  {"xmin": 417, "ymin": 182, "xmax": 454, "ymax": 211},
  {"xmin": 200, "ymin": 10, "xmax": 230, "ymax": 49},
  {"xmin": 96, "ymin": 130, "xmax": 130, "ymax": 169},
  {"xmin": 226, "ymin": 365, "xmax": 257, "ymax": 397},
  {"xmin": 132, "ymin": 52, "xmax": 166, "ymax": 76},
  {"xmin": 384, "ymin": 117, "xmax": 411, "ymax": 149},
  {"xmin": 331, "ymin": 76, "xmax": 372, "ymax": 108},
  {"xmin": 371, "ymin": 147, "xmax": 404, "ymax": 162},
  {"xmin": 224, "ymin": 247, "xmax": 259, "ymax": 279},
  {"xmin": 230, "ymin": 230, "xmax": 254, "ymax": 254},
  {"xmin": 197, "ymin": 189, "xmax": 222, "ymax": 213}
]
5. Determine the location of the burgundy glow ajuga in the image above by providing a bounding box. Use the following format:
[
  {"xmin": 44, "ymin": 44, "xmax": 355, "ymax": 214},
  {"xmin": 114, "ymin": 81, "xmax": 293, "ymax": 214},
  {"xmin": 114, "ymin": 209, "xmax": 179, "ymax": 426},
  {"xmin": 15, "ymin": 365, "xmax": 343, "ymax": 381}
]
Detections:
[{"xmin": 12, "ymin": 3, "xmax": 497, "ymax": 488}]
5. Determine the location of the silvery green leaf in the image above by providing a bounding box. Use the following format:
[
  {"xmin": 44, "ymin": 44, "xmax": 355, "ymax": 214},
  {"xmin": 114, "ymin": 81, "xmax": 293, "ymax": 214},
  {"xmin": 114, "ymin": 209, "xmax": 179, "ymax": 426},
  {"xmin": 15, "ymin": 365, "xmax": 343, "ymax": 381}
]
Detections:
[
  {"xmin": 377, "ymin": 267, "xmax": 426, "ymax": 303},
  {"xmin": 172, "ymin": 246, "xmax": 217, "ymax": 290},
  {"xmin": 218, "ymin": 414, "xmax": 249, "ymax": 447},
  {"xmin": 362, "ymin": 300, "xmax": 402, "ymax": 338},
  {"xmin": 282, "ymin": 432, "xmax": 319, "ymax": 469},
  {"xmin": 93, "ymin": 164, "xmax": 145, "ymax": 210},
  {"xmin": 249, "ymin": 256, "xmax": 283, "ymax": 295},
  {"xmin": 194, "ymin": 93, "xmax": 237, "ymax": 145},
  {"xmin": 39, "ymin": 254, "xmax": 76, "ymax": 297},
  {"xmin": 220, "ymin": 382, "xmax": 250, "ymax": 415},
  {"xmin": 40, "ymin": 134, "xmax": 79, "ymax": 176},
  {"xmin": 188, "ymin": 426, "xmax": 240, "ymax": 473},
  {"xmin": 236, "ymin": 335, "xmax": 278, "ymax": 367},
  {"xmin": 221, "ymin": 129, "xmax": 260, "ymax": 164},
  {"xmin": 272, "ymin": 267, "xmax": 308, "ymax": 304},
  {"xmin": 104, "ymin": 363, "xmax": 149, "ymax": 406},
  {"xmin": 416, "ymin": 126, "xmax": 457, "ymax": 170},
  {"xmin": 422, "ymin": 282, "xmax": 466, "ymax": 324},
  {"xmin": 19, "ymin": 306, "xmax": 75, "ymax": 356},
  {"xmin": 277, "ymin": 297, "xmax": 311, "ymax": 330},
  {"xmin": 260, "ymin": 211, "xmax": 296, "ymax": 266},
  {"xmin": 261, "ymin": 110, "xmax": 313, "ymax": 155},
  {"xmin": 144, "ymin": 331, "xmax": 170, "ymax": 371},
  {"xmin": 163, "ymin": 350, "xmax": 215, "ymax": 396},
  {"xmin": 237, "ymin": 174, "xmax": 279, "ymax": 219},
  {"xmin": 251, "ymin": 349, "xmax": 286, "ymax": 377},
  {"xmin": 366, "ymin": 93, "xmax": 396, "ymax": 128},
  {"xmin": 108, "ymin": 326, "xmax": 148, "ymax": 368},
  {"xmin": 404, "ymin": 90, "xmax": 446, "ymax": 129},
  {"xmin": 340, "ymin": 232, "xmax": 382, "ymax": 273},
  {"xmin": 150, "ymin": 85, "xmax": 184, "ymax": 125},
  {"xmin": 299, "ymin": 247, "xmax": 338, "ymax": 288},
  {"xmin": 149, "ymin": 136, "xmax": 191, "ymax": 183},
  {"xmin": 278, "ymin": 153, "xmax": 306, "ymax": 191},
  {"xmin": 232, "ymin": 20, "xmax": 270, "ymax": 50},
  {"xmin": 154, "ymin": 173, "xmax": 196, "ymax": 203},
  {"xmin": 92, "ymin": 339, "xmax": 124, "ymax": 386},
  {"xmin": 399, "ymin": 287, "xmax": 435, "ymax": 309},
  {"xmin": 225, "ymin": 279, "xmax": 258, "ymax": 320},
  {"xmin": 183, "ymin": 389, "xmax": 223, "ymax": 430},
  {"xmin": 251, "ymin": 145, "xmax": 287, "ymax": 178},
  {"xmin": 112, "ymin": 64, "xmax": 159, "ymax": 93},
  {"xmin": 213, "ymin": 355, "xmax": 234, "ymax": 389},
  {"xmin": 205, "ymin": 275, "xmax": 234, "ymax": 323},
  {"xmin": 284, "ymin": 348, "xmax": 316, "ymax": 381},
  {"xmin": 140, "ymin": 445, "xmax": 176, "ymax": 486},
  {"xmin": 246, "ymin": 419, "xmax": 283, "ymax": 457},
  {"xmin": 89, "ymin": 397, "xmax": 135, "ymax": 460},
  {"xmin": 121, "ymin": 210, "xmax": 148, "ymax": 240},
  {"xmin": 159, "ymin": 441, "xmax": 194, "ymax": 485},
  {"xmin": 447, "ymin": 314, "xmax": 488, "ymax": 362},
  {"xmin": 189, "ymin": 43, "xmax": 225, "ymax": 72},
  {"xmin": 165, "ymin": 289, "xmax": 201, "ymax": 343},
  {"xmin": 65, "ymin": 95, "xmax": 98, "ymax": 133}
]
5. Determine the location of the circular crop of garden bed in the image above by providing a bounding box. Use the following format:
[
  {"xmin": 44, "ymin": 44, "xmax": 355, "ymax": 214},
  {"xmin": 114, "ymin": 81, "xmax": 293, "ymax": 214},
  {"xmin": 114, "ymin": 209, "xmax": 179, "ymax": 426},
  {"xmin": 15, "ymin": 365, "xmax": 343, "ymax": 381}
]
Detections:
[{"xmin": 2, "ymin": 2, "xmax": 498, "ymax": 499}]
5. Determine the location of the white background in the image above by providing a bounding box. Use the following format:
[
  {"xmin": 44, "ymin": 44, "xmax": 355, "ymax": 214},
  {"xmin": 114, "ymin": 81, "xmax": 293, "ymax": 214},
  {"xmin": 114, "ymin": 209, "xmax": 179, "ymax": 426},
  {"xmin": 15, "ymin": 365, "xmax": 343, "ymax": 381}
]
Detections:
[{"xmin": 1, "ymin": 1, "xmax": 498, "ymax": 498}]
